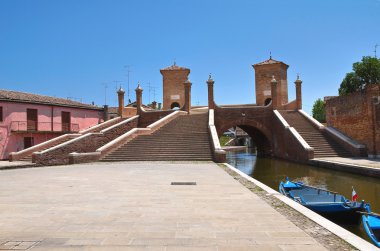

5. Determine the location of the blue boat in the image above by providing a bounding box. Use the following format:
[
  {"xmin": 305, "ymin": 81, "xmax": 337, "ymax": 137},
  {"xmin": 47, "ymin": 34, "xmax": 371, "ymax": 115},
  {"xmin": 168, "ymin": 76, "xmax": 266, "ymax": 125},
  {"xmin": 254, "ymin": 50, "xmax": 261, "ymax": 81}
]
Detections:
[
  {"xmin": 279, "ymin": 177, "xmax": 366, "ymax": 223},
  {"xmin": 361, "ymin": 204, "xmax": 380, "ymax": 247}
]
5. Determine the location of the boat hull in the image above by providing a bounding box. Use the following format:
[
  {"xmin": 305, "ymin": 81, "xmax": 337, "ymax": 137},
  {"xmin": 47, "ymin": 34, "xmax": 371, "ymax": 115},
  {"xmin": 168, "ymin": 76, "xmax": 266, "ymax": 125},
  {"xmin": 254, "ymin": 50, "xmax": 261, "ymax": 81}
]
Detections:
[
  {"xmin": 361, "ymin": 205, "xmax": 380, "ymax": 247},
  {"xmin": 362, "ymin": 215, "xmax": 380, "ymax": 247},
  {"xmin": 279, "ymin": 179, "xmax": 365, "ymax": 224}
]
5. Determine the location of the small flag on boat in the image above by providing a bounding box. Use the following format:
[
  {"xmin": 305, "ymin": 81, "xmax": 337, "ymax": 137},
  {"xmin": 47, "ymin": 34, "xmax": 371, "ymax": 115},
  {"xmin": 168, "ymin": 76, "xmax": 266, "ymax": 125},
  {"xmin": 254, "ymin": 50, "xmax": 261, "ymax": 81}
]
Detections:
[{"xmin": 352, "ymin": 186, "xmax": 358, "ymax": 201}]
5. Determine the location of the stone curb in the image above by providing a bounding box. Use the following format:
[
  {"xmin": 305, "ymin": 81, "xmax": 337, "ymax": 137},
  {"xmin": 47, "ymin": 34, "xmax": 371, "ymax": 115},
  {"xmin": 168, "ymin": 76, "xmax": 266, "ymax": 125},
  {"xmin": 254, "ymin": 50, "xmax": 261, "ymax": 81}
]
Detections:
[
  {"xmin": 223, "ymin": 163, "xmax": 379, "ymax": 251},
  {"xmin": 310, "ymin": 159, "xmax": 380, "ymax": 178},
  {"xmin": 0, "ymin": 163, "xmax": 39, "ymax": 171}
]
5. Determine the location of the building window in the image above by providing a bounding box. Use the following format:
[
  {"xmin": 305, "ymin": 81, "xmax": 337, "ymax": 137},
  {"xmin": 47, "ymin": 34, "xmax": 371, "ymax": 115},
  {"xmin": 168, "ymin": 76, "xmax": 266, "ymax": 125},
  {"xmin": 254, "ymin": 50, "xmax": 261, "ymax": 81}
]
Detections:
[{"xmin": 0, "ymin": 106, "xmax": 3, "ymax": 122}]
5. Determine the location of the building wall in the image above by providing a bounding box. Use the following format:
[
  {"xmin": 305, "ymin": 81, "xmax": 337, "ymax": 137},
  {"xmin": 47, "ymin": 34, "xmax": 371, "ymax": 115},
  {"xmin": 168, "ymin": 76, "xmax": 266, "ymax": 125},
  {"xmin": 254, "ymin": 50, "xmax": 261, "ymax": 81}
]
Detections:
[
  {"xmin": 325, "ymin": 85, "xmax": 380, "ymax": 156},
  {"xmin": 254, "ymin": 64, "xmax": 288, "ymax": 106},
  {"xmin": 0, "ymin": 101, "xmax": 103, "ymax": 159},
  {"xmin": 161, "ymin": 69, "xmax": 190, "ymax": 110}
]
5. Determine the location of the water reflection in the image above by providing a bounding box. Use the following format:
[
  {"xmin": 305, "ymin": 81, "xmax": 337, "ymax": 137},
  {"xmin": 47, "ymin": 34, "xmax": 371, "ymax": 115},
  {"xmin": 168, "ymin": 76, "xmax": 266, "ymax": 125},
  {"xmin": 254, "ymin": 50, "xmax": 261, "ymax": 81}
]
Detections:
[{"xmin": 227, "ymin": 149, "xmax": 380, "ymax": 241}]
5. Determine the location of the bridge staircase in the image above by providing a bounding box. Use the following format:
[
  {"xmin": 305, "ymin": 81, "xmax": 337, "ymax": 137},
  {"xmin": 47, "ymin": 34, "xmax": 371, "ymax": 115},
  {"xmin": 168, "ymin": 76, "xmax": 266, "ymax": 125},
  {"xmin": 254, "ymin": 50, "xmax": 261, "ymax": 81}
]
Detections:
[
  {"xmin": 279, "ymin": 110, "xmax": 352, "ymax": 158},
  {"xmin": 9, "ymin": 117, "xmax": 123, "ymax": 163},
  {"xmin": 18, "ymin": 135, "xmax": 78, "ymax": 162},
  {"xmin": 101, "ymin": 112, "xmax": 213, "ymax": 161}
]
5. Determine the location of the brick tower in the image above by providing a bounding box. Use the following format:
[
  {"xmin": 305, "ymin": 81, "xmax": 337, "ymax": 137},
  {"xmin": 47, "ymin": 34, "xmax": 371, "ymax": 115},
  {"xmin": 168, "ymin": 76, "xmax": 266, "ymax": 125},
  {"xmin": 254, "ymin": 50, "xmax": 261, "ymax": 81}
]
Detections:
[
  {"xmin": 160, "ymin": 63, "xmax": 190, "ymax": 110},
  {"xmin": 252, "ymin": 57, "xmax": 289, "ymax": 106}
]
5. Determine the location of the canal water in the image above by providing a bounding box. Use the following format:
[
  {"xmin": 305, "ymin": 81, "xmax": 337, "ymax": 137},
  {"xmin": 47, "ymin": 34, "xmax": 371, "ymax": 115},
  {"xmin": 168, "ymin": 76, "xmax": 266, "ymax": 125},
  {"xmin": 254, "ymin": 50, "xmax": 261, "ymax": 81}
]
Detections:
[{"xmin": 226, "ymin": 149, "xmax": 380, "ymax": 242}]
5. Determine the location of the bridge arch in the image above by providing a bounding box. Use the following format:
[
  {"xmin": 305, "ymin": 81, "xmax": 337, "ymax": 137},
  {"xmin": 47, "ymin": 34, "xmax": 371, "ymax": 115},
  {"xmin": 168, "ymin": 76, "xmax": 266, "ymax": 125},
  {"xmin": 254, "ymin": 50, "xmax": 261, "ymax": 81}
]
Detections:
[
  {"xmin": 170, "ymin": 102, "xmax": 180, "ymax": 109},
  {"xmin": 217, "ymin": 118, "xmax": 272, "ymax": 157}
]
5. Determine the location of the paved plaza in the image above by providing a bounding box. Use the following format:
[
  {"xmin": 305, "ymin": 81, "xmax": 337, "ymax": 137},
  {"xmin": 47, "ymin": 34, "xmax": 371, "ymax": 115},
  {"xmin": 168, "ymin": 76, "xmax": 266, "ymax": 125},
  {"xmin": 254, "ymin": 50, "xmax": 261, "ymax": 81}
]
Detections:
[{"xmin": 0, "ymin": 162, "xmax": 328, "ymax": 250}]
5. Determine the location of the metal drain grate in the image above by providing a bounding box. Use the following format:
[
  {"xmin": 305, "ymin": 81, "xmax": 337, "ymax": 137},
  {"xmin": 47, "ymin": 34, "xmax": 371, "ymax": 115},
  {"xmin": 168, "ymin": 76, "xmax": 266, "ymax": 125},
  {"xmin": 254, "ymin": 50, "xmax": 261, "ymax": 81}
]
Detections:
[{"xmin": 171, "ymin": 182, "xmax": 197, "ymax": 185}]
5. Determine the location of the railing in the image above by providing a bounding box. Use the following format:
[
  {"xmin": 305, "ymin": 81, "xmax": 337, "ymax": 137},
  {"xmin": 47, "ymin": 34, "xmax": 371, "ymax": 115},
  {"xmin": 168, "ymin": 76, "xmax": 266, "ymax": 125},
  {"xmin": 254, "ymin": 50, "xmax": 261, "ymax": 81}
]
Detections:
[
  {"xmin": 208, "ymin": 109, "xmax": 226, "ymax": 163},
  {"xmin": 10, "ymin": 121, "xmax": 80, "ymax": 133}
]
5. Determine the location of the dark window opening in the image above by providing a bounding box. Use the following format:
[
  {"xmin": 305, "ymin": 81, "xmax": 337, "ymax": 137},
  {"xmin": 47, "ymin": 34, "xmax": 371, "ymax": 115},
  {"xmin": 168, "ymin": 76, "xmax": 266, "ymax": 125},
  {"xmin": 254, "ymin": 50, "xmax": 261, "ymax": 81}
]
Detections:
[
  {"xmin": 62, "ymin": 111, "xmax": 71, "ymax": 132},
  {"xmin": 27, "ymin": 109, "xmax": 38, "ymax": 131},
  {"xmin": 264, "ymin": 98, "xmax": 272, "ymax": 106},
  {"xmin": 0, "ymin": 106, "xmax": 3, "ymax": 122},
  {"xmin": 24, "ymin": 137, "xmax": 34, "ymax": 149}
]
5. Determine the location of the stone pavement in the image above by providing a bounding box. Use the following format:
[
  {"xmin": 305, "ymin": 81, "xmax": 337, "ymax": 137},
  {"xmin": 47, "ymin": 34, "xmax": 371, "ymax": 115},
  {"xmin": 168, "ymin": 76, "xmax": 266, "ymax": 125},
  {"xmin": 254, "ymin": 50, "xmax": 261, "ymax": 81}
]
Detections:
[
  {"xmin": 0, "ymin": 160, "xmax": 35, "ymax": 170},
  {"xmin": 0, "ymin": 162, "xmax": 328, "ymax": 250}
]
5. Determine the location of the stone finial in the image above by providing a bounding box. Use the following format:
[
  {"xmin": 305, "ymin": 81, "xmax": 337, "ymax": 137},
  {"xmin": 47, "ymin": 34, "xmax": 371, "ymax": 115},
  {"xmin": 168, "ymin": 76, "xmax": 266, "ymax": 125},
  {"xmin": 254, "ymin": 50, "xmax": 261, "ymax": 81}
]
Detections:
[
  {"xmin": 271, "ymin": 75, "xmax": 277, "ymax": 84},
  {"xmin": 135, "ymin": 82, "xmax": 143, "ymax": 92},
  {"xmin": 207, "ymin": 74, "xmax": 214, "ymax": 84},
  {"xmin": 117, "ymin": 86, "xmax": 125, "ymax": 94},
  {"xmin": 295, "ymin": 74, "xmax": 302, "ymax": 84}
]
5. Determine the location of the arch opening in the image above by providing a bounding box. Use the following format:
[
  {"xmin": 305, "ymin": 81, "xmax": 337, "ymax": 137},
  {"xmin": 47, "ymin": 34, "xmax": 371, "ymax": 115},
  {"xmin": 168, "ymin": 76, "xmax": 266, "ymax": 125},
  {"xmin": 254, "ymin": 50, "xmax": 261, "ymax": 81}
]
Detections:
[
  {"xmin": 264, "ymin": 98, "xmax": 272, "ymax": 106},
  {"xmin": 170, "ymin": 102, "xmax": 180, "ymax": 110},
  {"xmin": 220, "ymin": 125, "xmax": 272, "ymax": 157}
]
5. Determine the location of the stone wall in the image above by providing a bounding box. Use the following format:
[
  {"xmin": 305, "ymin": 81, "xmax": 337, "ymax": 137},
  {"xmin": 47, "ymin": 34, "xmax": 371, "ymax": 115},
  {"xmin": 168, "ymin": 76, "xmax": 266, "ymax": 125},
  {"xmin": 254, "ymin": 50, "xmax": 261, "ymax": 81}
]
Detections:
[
  {"xmin": 34, "ymin": 117, "xmax": 138, "ymax": 165},
  {"xmin": 138, "ymin": 110, "xmax": 174, "ymax": 128},
  {"xmin": 325, "ymin": 85, "xmax": 380, "ymax": 156}
]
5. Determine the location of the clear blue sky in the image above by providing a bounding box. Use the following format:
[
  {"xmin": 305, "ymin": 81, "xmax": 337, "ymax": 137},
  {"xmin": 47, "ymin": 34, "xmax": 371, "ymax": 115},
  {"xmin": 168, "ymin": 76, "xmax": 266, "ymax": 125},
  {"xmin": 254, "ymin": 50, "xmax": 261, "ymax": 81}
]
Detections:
[{"xmin": 1, "ymin": 0, "xmax": 379, "ymax": 114}]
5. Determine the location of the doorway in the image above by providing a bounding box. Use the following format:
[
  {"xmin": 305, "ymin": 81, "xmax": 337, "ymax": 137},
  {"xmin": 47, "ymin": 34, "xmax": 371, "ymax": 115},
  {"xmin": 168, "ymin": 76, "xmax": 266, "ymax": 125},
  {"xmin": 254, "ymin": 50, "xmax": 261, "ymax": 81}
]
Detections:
[
  {"xmin": 61, "ymin": 111, "xmax": 71, "ymax": 132},
  {"xmin": 26, "ymin": 109, "xmax": 38, "ymax": 131},
  {"xmin": 24, "ymin": 137, "xmax": 34, "ymax": 149}
]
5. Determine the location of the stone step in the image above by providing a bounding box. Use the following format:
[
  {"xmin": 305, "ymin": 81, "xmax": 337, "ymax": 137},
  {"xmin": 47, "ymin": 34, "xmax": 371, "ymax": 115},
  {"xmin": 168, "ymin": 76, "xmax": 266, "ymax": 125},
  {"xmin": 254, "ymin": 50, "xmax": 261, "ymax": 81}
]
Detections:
[
  {"xmin": 279, "ymin": 110, "xmax": 352, "ymax": 158},
  {"xmin": 103, "ymin": 153, "xmax": 213, "ymax": 157},
  {"xmin": 126, "ymin": 140, "xmax": 210, "ymax": 144},
  {"xmin": 101, "ymin": 113, "xmax": 212, "ymax": 162},
  {"xmin": 102, "ymin": 153, "xmax": 213, "ymax": 157},
  {"xmin": 101, "ymin": 157, "xmax": 213, "ymax": 161},
  {"xmin": 119, "ymin": 146, "xmax": 211, "ymax": 150}
]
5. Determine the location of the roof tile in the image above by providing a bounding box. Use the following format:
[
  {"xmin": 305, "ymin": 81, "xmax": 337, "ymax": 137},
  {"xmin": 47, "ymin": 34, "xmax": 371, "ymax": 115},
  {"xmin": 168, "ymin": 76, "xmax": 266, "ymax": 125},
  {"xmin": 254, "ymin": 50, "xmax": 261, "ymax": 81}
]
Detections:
[{"xmin": 0, "ymin": 89, "xmax": 102, "ymax": 110}]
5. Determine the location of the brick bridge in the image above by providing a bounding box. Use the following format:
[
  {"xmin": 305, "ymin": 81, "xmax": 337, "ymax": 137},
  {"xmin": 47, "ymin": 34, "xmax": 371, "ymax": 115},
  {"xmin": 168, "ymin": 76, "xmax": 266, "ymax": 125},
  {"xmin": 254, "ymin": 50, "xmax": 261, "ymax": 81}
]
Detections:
[
  {"xmin": 207, "ymin": 74, "xmax": 366, "ymax": 163},
  {"xmin": 9, "ymin": 58, "xmax": 367, "ymax": 165}
]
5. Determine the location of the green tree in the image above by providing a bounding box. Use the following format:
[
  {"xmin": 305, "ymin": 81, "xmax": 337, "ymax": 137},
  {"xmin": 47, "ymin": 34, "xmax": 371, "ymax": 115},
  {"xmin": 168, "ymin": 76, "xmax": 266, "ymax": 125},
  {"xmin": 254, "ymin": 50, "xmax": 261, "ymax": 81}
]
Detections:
[
  {"xmin": 312, "ymin": 98, "xmax": 326, "ymax": 123},
  {"xmin": 339, "ymin": 56, "xmax": 380, "ymax": 95}
]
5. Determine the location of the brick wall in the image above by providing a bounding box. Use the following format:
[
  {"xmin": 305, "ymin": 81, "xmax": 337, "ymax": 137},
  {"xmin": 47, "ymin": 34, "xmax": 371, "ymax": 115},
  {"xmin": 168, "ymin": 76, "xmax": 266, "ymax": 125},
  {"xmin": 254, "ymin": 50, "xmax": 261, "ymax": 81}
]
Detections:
[
  {"xmin": 214, "ymin": 105, "xmax": 313, "ymax": 162},
  {"xmin": 325, "ymin": 85, "xmax": 380, "ymax": 156},
  {"xmin": 215, "ymin": 105, "xmax": 273, "ymax": 157},
  {"xmin": 160, "ymin": 68, "xmax": 190, "ymax": 110},
  {"xmin": 253, "ymin": 64, "xmax": 288, "ymax": 106},
  {"xmin": 138, "ymin": 110, "xmax": 174, "ymax": 128}
]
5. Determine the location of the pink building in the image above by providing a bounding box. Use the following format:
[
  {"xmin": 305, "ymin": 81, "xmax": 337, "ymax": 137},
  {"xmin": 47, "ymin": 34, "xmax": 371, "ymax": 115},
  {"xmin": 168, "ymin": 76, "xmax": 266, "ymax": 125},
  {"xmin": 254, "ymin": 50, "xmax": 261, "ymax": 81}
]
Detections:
[{"xmin": 0, "ymin": 89, "xmax": 105, "ymax": 160}]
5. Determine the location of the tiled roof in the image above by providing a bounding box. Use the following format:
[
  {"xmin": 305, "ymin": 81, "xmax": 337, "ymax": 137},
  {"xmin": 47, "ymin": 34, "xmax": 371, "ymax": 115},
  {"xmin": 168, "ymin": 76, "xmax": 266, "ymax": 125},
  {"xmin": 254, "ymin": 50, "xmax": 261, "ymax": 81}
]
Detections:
[
  {"xmin": 253, "ymin": 58, "xmax": 288, "ymax": 66},
  {"xmin": 108, "ymin": 107, "xmax": 118, "ymax": 114},
  {"xmin": 0, "ymin": 89, "xmax": 103, "ymax": 110},
  {"xmin": 108, "ymin": 102, "xmax": 153, "ymax": 114},
  {"xmin": 160, "ymin": 64, "xmax": 190, "ymax": 71}
]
